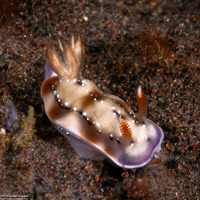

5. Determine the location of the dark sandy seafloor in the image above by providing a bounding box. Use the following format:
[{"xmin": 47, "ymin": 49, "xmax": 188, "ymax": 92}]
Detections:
[{"xmin": 0, "ymin": 0, "xmax": 199, "ymax": 199}]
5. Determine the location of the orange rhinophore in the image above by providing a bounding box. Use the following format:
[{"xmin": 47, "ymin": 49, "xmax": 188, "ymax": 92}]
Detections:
[{"xmin": 119, "ymin": 119, "xmax": 132, "ymax": 140}]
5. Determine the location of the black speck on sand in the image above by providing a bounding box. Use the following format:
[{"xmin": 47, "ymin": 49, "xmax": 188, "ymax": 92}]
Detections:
[{"xmin": 0, "ymin": 0, "xmax": 199, "ymax": 199}]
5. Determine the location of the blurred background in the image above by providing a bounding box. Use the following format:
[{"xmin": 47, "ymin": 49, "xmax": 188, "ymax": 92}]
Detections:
[{"xmin": 0, "ymin": 0, "xmax": 199, "ymax": 199}]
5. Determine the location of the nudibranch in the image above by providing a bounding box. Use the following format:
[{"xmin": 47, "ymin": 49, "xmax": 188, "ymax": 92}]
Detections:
[{"xmin": 41, "ymin": 34, "xmax": 164, "ymax": 169}]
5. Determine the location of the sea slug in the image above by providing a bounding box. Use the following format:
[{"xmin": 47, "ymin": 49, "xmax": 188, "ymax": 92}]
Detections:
[{"xmin": 41, "ymin": 33, "xmax": 164, "ymax": 169}]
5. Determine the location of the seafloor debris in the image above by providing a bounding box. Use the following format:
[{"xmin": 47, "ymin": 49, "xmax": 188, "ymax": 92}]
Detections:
[
  {"xmin": 136, "ymin": 26, "xmax": 177, "ymax": 63},
  {"xmin": 11, "ymin": 105, "xmax": 35, "ymax": 151},
  {"xmin": 0, "ymin": 97, "xmax": 35, "ymax": 158},
  {"xmin": 0, "ymin": 95, "xmax": 20, "ymax": 130}
]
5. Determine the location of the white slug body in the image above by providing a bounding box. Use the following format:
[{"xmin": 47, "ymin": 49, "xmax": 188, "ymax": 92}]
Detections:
[{"xmin": 41, "ymin": 34, "xmax": 164, "ymax": 169}]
